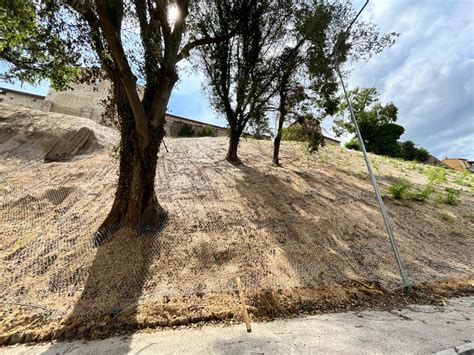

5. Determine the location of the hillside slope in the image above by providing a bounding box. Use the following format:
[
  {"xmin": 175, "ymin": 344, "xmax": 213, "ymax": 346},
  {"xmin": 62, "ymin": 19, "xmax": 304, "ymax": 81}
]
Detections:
[{"xmin": 0, "ymin": 104, "xmax": 472, "ymax": 343}]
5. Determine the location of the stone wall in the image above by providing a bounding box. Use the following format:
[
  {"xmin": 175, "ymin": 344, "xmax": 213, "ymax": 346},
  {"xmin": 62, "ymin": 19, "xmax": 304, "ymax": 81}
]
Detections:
[
  {"xmin": 0, "ymin": 88, "xmax": 45, "ymax": 111},
  {"xmin": 1, "ymin": 83, "xmax": 246, "ymax": 139},
  {"xmin": 45, "ymin": 81, "xmax": 228, "ymax": 137},
  {"xmin": 44, "ymin": 80, "xmax": 111, "ymax": 122},
  {"xmin": 165, "ymin": 114, "xmax": 227, "ymax": 137}
]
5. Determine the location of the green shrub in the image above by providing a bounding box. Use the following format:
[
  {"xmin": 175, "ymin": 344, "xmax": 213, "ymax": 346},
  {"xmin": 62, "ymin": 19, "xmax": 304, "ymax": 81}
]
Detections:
[
  {"xmin": 387, "ymin": 178, "xmax": 434, "ymax": 202},
  {"xmin": 344, "ymin": 138, "xmax": 360, "ymax": 151},
  {"xmin": 404, "ymin": 185, "xmax": 434, "ymax": 202},
  {"xmin": 178, "ymin": 124, "xmax": 195, "ymax": 137},
  {"xmin": 281, "ymin": 125, "xmax": 306, "ymax": 141},
  {"xmin": 443, "ymin": 188, "xmax": 461, "ymax": 205},
  {"xmin": 197, "ymin": 125, "xmax": 217, "ymax": 137},
  {"xmin": 424, "ymin": 166, "xmax": 447, "ymax": 184},
  {"xmin": 388, "ymin": 178, "xmax": 412, "ymax": 199}
]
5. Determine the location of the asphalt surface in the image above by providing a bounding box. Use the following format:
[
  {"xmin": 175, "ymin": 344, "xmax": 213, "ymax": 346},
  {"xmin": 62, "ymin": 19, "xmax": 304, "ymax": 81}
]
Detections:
[{"xmin": 2, "ymin": 297, "xmax": 473, "ymax": 354}]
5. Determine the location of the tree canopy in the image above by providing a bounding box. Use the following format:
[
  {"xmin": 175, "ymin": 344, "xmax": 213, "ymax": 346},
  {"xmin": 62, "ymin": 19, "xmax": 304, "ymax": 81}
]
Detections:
[
  {"xmin": 196, "ymin": 0, "xmax": 285, "ymax": 162},
  {"xmin": 0, "ymin": 0, "xmax": 79, "ymax": 90},
  {"xmin": 336, "ymin": 87, "xmax": 430, "ymax": 162},
  {"xmin": 196, "ymin": 1, "xmax": 397, "ymax": 164}
]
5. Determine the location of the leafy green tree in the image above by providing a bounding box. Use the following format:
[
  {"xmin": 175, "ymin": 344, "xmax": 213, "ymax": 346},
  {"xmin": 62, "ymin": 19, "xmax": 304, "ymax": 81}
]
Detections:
[
  {"xmin": 0, "ymin": 0, "xmax": 244, "ymax": 242},
  {"xmin": 399, "ymin": 141, "xmax": 417, "ymax": 160},
  {"xmin": 281, "ymin": 113, "xmax": 325, "ymax": 154},
  {"xmin": 197, "ymin": 0, "xmax": 285, "ymax": 163},
  {"xmin": 414, "ymin": 147, "xmax": 430, "ymax": 162},
  {"xmin": 333, "ymin": 87, "xmax": 405, "ymax": 157},
  {"xmin": 270, "ymin": 2, "xmax": 397, "ymax": 166},
  {"xmin": 0, "ymin": 0, "xmax": 79, "ymax": 89},
  {"xmin": 400, "ymin": 141, "xmax": 430, "ymax": 162}
]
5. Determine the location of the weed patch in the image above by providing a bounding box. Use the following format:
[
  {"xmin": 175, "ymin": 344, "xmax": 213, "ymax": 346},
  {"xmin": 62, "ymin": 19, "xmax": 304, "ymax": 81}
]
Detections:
[
  {"xmin": 439, "ymin": 212, "xmax": 454, "ymax": 223},
  {"xmin": 424, "ymin": 166, "xmax": 447, "ymax": 184},
  {"xmin": 450, "ymin": 228, "xmax": 463, "ymax": 237},
  {"xmin": 437, "ymin": 188, "xmax": 461, "ymax": 205},
  {"xmin": 387, "ymin": 178, "xmax": 434, "ymax": 202},
  {"xmin": 453, "ymin": 170, "xmax": 474, "ymax": 191},
  {"xmin": 319, "ymin": 153, "xmax": 329, "ymax": 164}
]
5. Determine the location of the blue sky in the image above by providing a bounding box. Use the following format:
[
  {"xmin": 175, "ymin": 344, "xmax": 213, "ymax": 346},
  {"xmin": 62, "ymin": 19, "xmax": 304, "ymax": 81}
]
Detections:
[{"xmin": 1, "ymin": 0, "xmax": 473, "ymax": 159}]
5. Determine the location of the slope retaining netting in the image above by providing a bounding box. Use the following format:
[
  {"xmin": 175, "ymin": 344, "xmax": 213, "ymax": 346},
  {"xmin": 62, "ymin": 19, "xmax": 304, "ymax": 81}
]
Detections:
[{"xmin": 1, "ymin": 142, "xmax": 473, "ymax": 328}]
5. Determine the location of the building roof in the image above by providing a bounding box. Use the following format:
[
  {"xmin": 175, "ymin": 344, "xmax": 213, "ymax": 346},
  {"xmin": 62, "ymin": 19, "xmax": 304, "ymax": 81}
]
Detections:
[
  {"xmin": 166, "ymin": 113, "xmax": 227, "ymax": 131},
  {"xmin": 0, "ymin": 87, "xmax": 46, "ymax": 100}
]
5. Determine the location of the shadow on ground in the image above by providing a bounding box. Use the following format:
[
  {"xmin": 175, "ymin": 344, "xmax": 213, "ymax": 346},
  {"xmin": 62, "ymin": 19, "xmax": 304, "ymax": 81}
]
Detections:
[
  {"xmin": 233, "ymin": 163, "xmax": 400, "ymax": 287},
  {"xmin": 48, "ymin": 215, "xmax": 168, "ymax": 351}
]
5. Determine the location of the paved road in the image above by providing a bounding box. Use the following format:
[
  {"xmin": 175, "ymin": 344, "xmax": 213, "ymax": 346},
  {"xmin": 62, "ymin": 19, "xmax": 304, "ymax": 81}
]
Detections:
[{"xmin": 3, "ymin": 297, "xmax": 473, "ymax": 354}]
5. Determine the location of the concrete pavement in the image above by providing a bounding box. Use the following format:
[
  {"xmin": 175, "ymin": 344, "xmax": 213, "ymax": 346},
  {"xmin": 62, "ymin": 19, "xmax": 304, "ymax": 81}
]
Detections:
[{"xmin": 2, "ymin": 296, "xmax": 473, "ymax": 354}]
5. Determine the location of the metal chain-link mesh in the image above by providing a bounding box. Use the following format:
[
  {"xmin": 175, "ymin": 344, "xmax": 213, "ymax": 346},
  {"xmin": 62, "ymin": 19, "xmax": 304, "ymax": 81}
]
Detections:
[{"xmin": 1, "ymin": 138, "xmax": 472, "ymax": 334}]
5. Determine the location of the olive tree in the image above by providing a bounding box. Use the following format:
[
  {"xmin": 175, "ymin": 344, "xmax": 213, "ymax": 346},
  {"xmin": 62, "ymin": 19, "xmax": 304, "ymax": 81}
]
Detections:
[{"xmin": 0, "ymin": 0, "xmax": 245, "ymax": 242}]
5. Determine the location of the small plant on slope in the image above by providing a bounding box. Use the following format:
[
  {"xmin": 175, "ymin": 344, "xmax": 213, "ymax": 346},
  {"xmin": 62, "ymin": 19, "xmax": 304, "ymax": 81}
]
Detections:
[
  {"xmin": 439, "ymin": 188, "xmax": 461, "ymax": 205},
  {"xmin": 424, "ymin": 166, "xmax": 447, "ymax": 184},
  {"xmin": 387, "ymin": 178, "xmax": 434, "ymax": 202},
  {"xmin": 453, "ymin": 170, "xmax": 474, "ymax": 192},
  {"xmin": 439, "ymin": 211, "xmax": 454, "ymax": 222},
  {"xmin": 388, "ymin": 178, "xmax": 412, "ymax": 199},
  {"xmin": 404, "ymin": 185, "xmax": 434, "ymax": 202}
]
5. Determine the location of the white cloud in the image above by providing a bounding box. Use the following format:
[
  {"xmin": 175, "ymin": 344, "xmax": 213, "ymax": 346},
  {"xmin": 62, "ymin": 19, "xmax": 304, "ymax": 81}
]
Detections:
[{"xmin": 347, "ymin": 0, "xmax": 474, "ymax": 159}]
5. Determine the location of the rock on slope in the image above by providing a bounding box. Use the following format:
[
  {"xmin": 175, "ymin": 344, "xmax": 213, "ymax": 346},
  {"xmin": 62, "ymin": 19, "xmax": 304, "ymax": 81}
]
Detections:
[{"xmin": 0, "ymin": 103, "xmax": 118, "ymax": 163}]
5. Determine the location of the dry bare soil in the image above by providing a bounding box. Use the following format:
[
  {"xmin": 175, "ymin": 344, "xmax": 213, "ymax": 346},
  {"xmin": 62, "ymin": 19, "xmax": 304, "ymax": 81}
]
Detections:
[{"xmin": 0, "ymin": 104, "xmax": 473, "ymax": 344}]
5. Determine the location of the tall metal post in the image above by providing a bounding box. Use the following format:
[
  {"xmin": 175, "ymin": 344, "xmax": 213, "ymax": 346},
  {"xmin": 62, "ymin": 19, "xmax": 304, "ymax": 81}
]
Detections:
[{"xmin": 333, "ymin": 0, "xmax": 411, "ymax": 291}]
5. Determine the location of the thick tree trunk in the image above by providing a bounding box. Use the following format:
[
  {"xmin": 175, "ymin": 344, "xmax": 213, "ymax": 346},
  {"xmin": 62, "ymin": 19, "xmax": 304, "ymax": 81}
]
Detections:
[
  {"xmin": 226, "ymin": 129, "xmax": 241, "ymax": 163},
  {"xmin": 94, "ymin": 120, "xmax": 166, "ymax": 245},
  {"xmin": 94, "ymin": 77, "xmax": 169, "ymax": 245}
]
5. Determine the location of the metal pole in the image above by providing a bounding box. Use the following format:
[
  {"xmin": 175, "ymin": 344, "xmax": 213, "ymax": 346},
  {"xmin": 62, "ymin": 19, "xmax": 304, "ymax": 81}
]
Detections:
[
  {"xmin": 332, "ymin": 0, "xmax": 411, "ymax": 291},
  {"xmin": 335, "ymin": 64, "xmax": 410, "ymax": 291}
]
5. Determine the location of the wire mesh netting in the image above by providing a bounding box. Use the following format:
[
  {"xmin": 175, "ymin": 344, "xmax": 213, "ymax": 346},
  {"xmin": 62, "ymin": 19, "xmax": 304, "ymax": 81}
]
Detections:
[{"xmin": 1, "ymin": 137, "xmax": 473, "ymax": 335}]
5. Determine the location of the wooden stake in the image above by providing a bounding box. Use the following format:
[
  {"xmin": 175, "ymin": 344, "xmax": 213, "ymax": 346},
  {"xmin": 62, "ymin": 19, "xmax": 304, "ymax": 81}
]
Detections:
[{"xmin": 236, "ymin": 276, "xmax": 251, "ymax": 333}]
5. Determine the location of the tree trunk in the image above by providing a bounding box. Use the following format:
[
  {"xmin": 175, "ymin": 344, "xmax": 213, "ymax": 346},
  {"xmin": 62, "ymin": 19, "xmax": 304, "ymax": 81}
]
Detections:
[
  {"xmin": 93, "ymin": 78, "xmax": 169, "ymax": 245},
  {"xmin": 273, "ymin": 89, "xmax": 287, "ymax": 166},
  {"xmin": 272, "ymin": 116, "xmax": 285, "ymax": 166},
  {"xmin": 226, "ymin": 129, "xmax": 241, "ymax": 163}
]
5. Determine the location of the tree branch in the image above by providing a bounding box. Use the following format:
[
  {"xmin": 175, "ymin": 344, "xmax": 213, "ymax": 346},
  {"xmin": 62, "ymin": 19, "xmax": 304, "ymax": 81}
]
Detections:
[
  {"xmin": 177, "ymin": 23, "xmax": 241, "ymax": 62},
  {"xmin": 95, "ymin": 1, "xmax": 150, "ymax": 147}
]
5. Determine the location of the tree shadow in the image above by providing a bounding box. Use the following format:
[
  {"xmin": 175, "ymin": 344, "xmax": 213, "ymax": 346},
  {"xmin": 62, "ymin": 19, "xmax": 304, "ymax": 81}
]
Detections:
[
  {"xmin": 232, "ymin": 163, "xmax": 400, "ymax": 289},
  {"xmin": 45, "ymin": 209, "xmax": 169, "ymax": 350}
]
